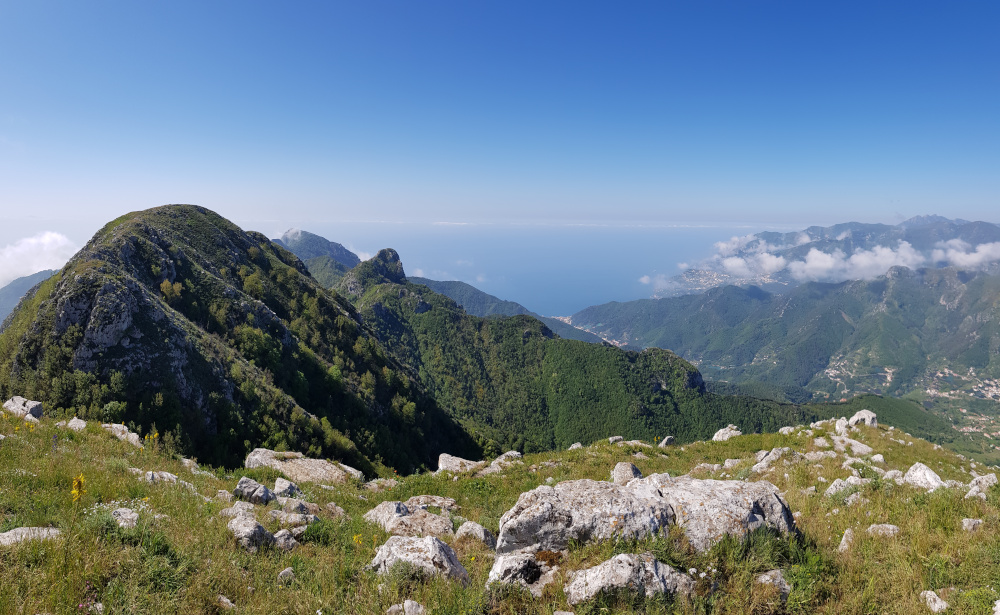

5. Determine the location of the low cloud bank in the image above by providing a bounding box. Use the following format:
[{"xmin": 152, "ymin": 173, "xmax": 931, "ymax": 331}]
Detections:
[{"xmin": 0, "ymin": 232, "xmax": 77, "ymax": 288}]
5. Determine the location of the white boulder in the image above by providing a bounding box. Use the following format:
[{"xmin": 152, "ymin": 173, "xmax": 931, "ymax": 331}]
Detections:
[
  {"xmin": 712, "ymin": 424, "xmax": 742, "ymax": 441},
  {"xmin": 611, "ymin": 462, "xmax": 643, "ymax": 485},
  {"xmin": 564, "ymin": 553, "xmax": 694, "ymax": 606},
  {"xmin": 370, "ymin": 536, "xmax": 469, "ymax": 583},
  {"xmin": 2, "ymin": 396, "xmax": 43, "ymax": 419},
  {"xmin": 848, "ymin": 409, "xmax": 877, "ymax": 427},
  {"xmin": 902, "ymin": 463, "xmax": 946, "ymax": 492},
  {"xmin": 245, "ymin": 447, "xmax": 362, "ymax": 484}
]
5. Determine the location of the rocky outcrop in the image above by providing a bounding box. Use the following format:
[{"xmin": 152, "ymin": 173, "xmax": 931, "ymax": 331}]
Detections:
[
  {"xmin": 101, "ymin": 423, "xmax": 143, "ymax": 448},
  {"xmin": 824, "ymin": 476, "xmax": 870, "ymax": 498},
  {"xmin": 487, "ymin": 553, "xmax": 560, "ymax": 597},
  {"xmin": 437, "ymin": 453, "xmax": 485, "ymax": 474},
  {"xmin": 455, "ymin": 521, "xmax": 497, "ymax": 549},
  {"xmin": 831, "ymin": 436, "xmax": 873, "ymax": 457},
  {"xmin": 477, "ymin": 451, "xmax": 523, "ymax": 476},
  {"xmin": 0, "ymin": 527, "xmax": 61, "ymax": 546},
  {"xmin": 848, "ymin": 410, "xmax": 877, "ymax": 427},
  {"xmin": 902, "ymin": 463, "xmax": 946, "ymax": 492},
  {"xmin": 568, "ymin": 442, "xmax": 583, "ymax": 450},
  {"xmin": 751, "ymin": 447, "xmax": 801, "ymax": 474},
  {"xmin": 712, "ymin": 425, "xmax": 741, "ymax": 441},
  {"xmin": 227, "ymin": 515, "xmax": 275, "ymax": 551},
  {"xmin": 56, "ymin": 417, "xmax": 87, "ymax": 432},
  {"xmin": 2, "ymin": 396, "xmax": 43, "ymax": 419},
  {"xmin": 965, "ymin": 473, "xmax": 997, "ymax": 500},
  {"xmin": 495, "ymin": 474, "xmax": 795, "ymax": 554},
  {"xmin": 233, "ymin": 476, "xmax": 276, "ymax": 505},
  {"xmin": 245, "ymin": 448, "xmax": 362, "ymax": 484},
  {"xmin": 370, "ymin": 536, "xmax": 469, "ymax": 583},
  {"xmin": 364, "ymin": 501, "xmax": 454, "ymax": 538},
  {"xmin": 564, "ymin": 553, "xmax": 694, "ymax": 606},
  {"xmin": 611, "ymin": 462, "xmax": 642, "ymax": 485}
]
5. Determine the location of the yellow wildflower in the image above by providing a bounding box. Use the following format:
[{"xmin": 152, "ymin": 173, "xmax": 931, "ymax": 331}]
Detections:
[{"xmin": 71, "ymin": 473, "xmax": 86, "ymax": 503}]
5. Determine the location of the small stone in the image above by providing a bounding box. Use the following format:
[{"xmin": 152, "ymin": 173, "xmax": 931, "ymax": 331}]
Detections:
[
  {"xmin": 277, "ymin": 567, "xmax": 295, "ymax": 585},
  {"xmin": 274, "ymin": 529, "xmax": 299, "ymax": 551},
  {"xmin": 568, "ymin": 442, "xmax": 583, "ymax": 450},
  {"xmin": 455, "ymin": 521, "xmax": 497, "ymax": 550},
  {"xmin": 871, "ymin": 454, "xmax": 885, "ymax": 464},
  {"xmin": 0, "ymin": 527, "xmax": 61, "ymax": 546},
  {"xmin": 755, "ymin": 569, "xmax": 791, "ymax": 602},
  {"xmin": 962, "ymin": 518, "xmax": 983, "ymax": 532},
  {"xmin": 920, "ymin": 590, "xmax": 949, "ymax": 613},
  {"xmin": 866, "ymin": 524, "xmax": 900, "ymax": 538},
  {"xmin": 608, "ymin": 436, "xmax": 624, "ymax": 444},
  {"xmin": 274, "ymin": 478, "xmax": 301, "ymax": 497},
  {"xmin": 611, "ymin": 462, "xmax": 643, "ymax": 485},
  {"xmin": 216, "ymin": 490, "xmax": 234, "ymax": 503},
  {"xmin": 112, "ymin": 508, "xmax": 139, "ymax": 529},
  {"xmin": 386, "ymin": 600, "xmax": 426, "ymax": 615},
  {"xmin": 217, "ymin": 595, "xmax": 235, "ymax": 610},
  {"xmin": 838, "ymin": 528, "xmax": 854, "ymax": 553}
]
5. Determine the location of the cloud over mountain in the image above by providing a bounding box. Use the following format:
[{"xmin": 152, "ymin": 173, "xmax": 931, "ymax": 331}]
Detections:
[{"xmin": 0, "ymin": 232, "xmax": 77, "ymax": 288}]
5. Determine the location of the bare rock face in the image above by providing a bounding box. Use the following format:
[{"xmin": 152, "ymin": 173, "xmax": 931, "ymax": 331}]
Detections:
[
  {"xmin": 902, "ymin": 462, "xmax": 946, "ymax": 492},
  {"xmin": 370, "ymin": 536, "xmax": 469, "ymax": 583},
  {"xmin": 363, "ymin": 501, "xmax": 454, "ymax": 538},
  {"xmin": 245, "ymin": 448, "xmax": 362, "ymax": 484},
  {"xmin": 233, "ymin": 476, "xmax": 276, "ymax": 505},
  {"xmin": 3, "ymin": 396, "xmax": 43, "ymax": 419},
  {"xmin": 386, "ymin": 600, "xmax": 426, "ymax": 615},
  {"xmin": 564, "ymin": 553, "xmax": 694, "ymax": 606},
  {"xmin": 835, "ymin": 418, "xmax": 850, "ymax": 435},
  {"xmin": 848, "ymin": 409, "xmax": 877, "ymax": 427},
  {"xmin": 487, "ymin": 553, "xmax": 560, "ymax": 598},
  {"xmin": 227, "ymin": 514, "xmax": 275, "ymax": 552},
  {"xmin": 611, "ymin": 462, "xmax": 643, "ymax": 485},
  {"xmin": 495, "ymin": 474, "xmax": 795, "ymax": 555},
  {"xmin": 437, "ymin": 453, "xmax": 485, "ymax": 474},
  {"xmin": 712, "ymin": 425, "xmax": 742, "ymax": 441},
  {"xmin": 0, "ymin": 527, "xmax": 61, "ymax": 546},
  {"xmin": 455, "ymin": 521, "xmax": 497, "ymax": 550}
]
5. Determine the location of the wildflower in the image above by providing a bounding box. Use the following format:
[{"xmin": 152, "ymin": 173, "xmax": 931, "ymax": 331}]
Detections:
[{"xmin": 71, "ymin": 473, "xmax": 86, "ymax": 503}]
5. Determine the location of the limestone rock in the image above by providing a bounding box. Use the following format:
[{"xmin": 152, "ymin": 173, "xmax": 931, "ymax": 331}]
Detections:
[
  {"xmin": 831, "ymin": 436, "xmax": 874, "ymax": 457},
  {"xmin": 658, "ymin": 436, "xmax": 675, "ymax": 447},
  {"xmin": 227, "ymin": 515, "xmax": 275, "ymax": 551},
  {"xmin": 269, "ymin": 511, "xmax": 319, "ymax": 527},
  {"xmin": 920, "ymin": 590, "xmax": 949, "ymax": 613},
  {"xmin": 219, "ymin": 501, "xmax": 255, "ymax": 518},
  {"xmin": 216, "ymin": 490, "xmax": 234, "ymax": 503},
  {"xmin": 112, "ymin": 508, "xmax": 139, "ymax": 529},
  {"xmin": 273, "ymin": 478, "xmax": 301, "ymax": 498},
  {"xmin": 245, "ymin": 447, "xmax": 362, "ymax": 484},
  {"xmin": 366, "ymin": 478, "xmax": 399, "ymax": 492},
  {"xmin": 778, "ymin": 426, "xmax": 796, "ymax": 435},
  {"xmin": 278, "ymin": 497, "xmax": 320, "ymax": 515},
  {"xmin": 608, "ymin": 436, "xmax": 624, "ymax": 444},
  {"xmin": 751, "ymin": 447, "xmax": 801, "ymax": 474},
  {"xmin": 902, "ymin": 463, "xmax": 946, "ymax": 492},
  {"xmin": 233, "ymin": 476, "xmax": 276, "ymax": 505},
  {"xmin": 824, "ymin": 476, "xmax": 870, "ymax": 498},
  {"xmin": 144, "ymin": 471, "xmax": 178, "ymax": 484},
  {"xmin": 370, "ymin": 536, "xmax": 469, "ymax": 583},
  {"xmin": 477, "ymin": 451, "xmax": 524, "ymax": 476},
  {"xmin": 274, "ymin": 529, "xmax": 299, "ymax": 551},
  {"xmin": 848, "ymin": 410, "xmax": 877, "ymax": 427},
  {"xmin": 364, "ymin": 501, "xmax": 453, "ymax": 538},
  {"xmin": 405, "ymin": 495, "xmax": 459, "ymax": 512},
  {"xmin": 756, "ymin": 569, "xmax": 791, "ymax": 602},
  {"xmin": 386, "ymin": 600, "xmax": 426, "ymax": 615},
  {"xmin": 0, "ymin": 527, "xmax": 61, "ymax": 546},
  {"xmin": 217, "ymin": 595, "xmax": 235, "ymax": 610},
  {"xmin": 962, "ymin": 518, "xmax": 983, "ymax": 532},
  {"xmin": 814, "ymin": 437, "xmax": 830, "ymax": 448},
  {"xmin": 884, "ymin": 470, "xmax": 904, "ymax": 483},
  {"xmin": 871, "ymin": 454, "xmax": 885, "ymax": 464},
  {"xmin": 495, "ymin": 474, "xmax": 795, "ymax": 555},
  {"xmin": 67, "ymin": 417, "xmax": 87, "ymax": 432},
  {"xmin": 564, "ymin": 552, "xmax": 694, "ymax": 606},
  {"xmin": 455, "ymin": 521, "xmax": 497, "ymax": 550},
  {"xmin": 437, "ymin": 453, "xmax": 485, "ymax": 474},
  {"xmin": 712, "ymin": 424, "xmax": 741, "ymax": 441},
  {"xmin": 568, "ymin": 442, "xmax": 583, "ymax": 450},
  {"xmin": 866, "ymin": 524, "xmax": 900, "ymax": 537},
  {"xmin": 325, "ymin": 502, "xmax": 348, "ymax": 518},
  {"xmin": 487, "ymin": 553, "xmax": 560, "ymax": 598},
  {"xmin": 838, "ymin": 528, "xmax": 854, "ymax": 553},
  {"xmin": 804, "ymin": 451, "xmax": 837, "ymax": 461},
  {"xmin": 101, "ymin": 423, "xmax": 143, "ymax": 448},
  {"xmin": 277, "ymin": 566, "xmax": 295, "ymax": 585},
  {"xmin": 966, "ymin": 473, "xmax": 998, "ymax": 500},
  {"xmin": 3, "ymin": 396, "xmax": 43, "ymax": 419},
  {"xmin": 835, "ymin": 418, "xmax": 849, "ymax": 435},
  {"xmin": 611, "ymin": 462, "xmax": 643, "ymax": 485}
]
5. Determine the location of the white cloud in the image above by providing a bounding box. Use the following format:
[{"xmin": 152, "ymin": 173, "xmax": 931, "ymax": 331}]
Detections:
[
  {"xmin": 713, "ymin": 234, "xmax": 756, "ymax": 257},
  {"xmin": 787, "ymin": 241, "xmax": 924, "ymax": 282},
  {"xmin": 931, "ymin": 240, "xmax": 1000, "ymax": 269},
  {"xmin": 794, "ymin": 232, "xmax": 812, "ymax": 246},
  {"xmin": 755, "ymin": 252, "xmax": 787, "ymax": 274},
  {"xmin": 0, "ymin": 232, "xmax": 77, "ymax": 288},
  {"xmin": 412, "ymin": 268, "xmax": 425, "ymax": 277},
  {"xmin": 721, "ymin": 256, "xmax": 752, "ymax": 277},
  {"xmin": 638, "ymin": 275, "xmax": 651, "ymax": 285},
  {"xmin": 456, "ymin": 259, "xmax": 474, "ymax": 267},
  {"xmin": 836, "ymin": 231, "xmax": 851, "ymax": 241},
  {"xmin": 475, "ymin": 274, "xmax": 486, "ymax": 283}
]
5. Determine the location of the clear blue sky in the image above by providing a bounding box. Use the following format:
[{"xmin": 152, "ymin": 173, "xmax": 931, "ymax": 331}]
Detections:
[{"xmin": 0, "ymin": 1, "xmax": 998, "ymax": 291}]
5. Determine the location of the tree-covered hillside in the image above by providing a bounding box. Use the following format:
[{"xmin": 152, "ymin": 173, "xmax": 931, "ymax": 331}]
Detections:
[{"xmin": 0, "ymin": 205, "xmax": 478, "ymax": 472}]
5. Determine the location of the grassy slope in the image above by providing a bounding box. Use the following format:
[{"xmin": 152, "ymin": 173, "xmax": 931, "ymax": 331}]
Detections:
[{"xmin": 3, "ymin": 410, "xmax": 1000, "ymax": 614}]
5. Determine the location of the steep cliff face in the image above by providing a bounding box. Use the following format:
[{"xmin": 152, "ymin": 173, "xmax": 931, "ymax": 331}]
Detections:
[{"xmin": 0, "ymin": 205, "xmax": 478, "ymax": 470}]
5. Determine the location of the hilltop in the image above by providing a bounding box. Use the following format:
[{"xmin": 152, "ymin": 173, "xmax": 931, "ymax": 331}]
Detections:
[{"xmin": 3, "ymin": 401, "xmax": 1000, "ymax": 614}]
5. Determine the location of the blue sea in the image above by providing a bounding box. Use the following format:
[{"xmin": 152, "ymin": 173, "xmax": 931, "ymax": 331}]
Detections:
[{"xmin": 305, "ymin": 222, "xmax": 772, "ymax": 316}]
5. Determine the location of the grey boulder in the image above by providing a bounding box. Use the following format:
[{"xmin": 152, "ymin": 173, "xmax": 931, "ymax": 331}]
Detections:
[
  {"xmin": 564, "ymin": 552, "xmax": 694, "ymax": 606},
  {"xmin": 386, "ymin": 600, "xmax": 426, "ymax": 615},
  {"xmin": 370, "ymin": 536, "xmax": 469, "ymax": 583},
  {"xmin": 3, "ymin": 396, "xmax": 43, "ymax": 419},
  {"xmin": 233, "ymin": 476, "xmax": 276, "ymax": 505},
  {"xmin": 712, "ymin": 425, "xmax": 742, "ymax": 441},
  {"xmin": 611, "ymin": 462, "xmax": 642, "ymax": 485},
  {"xmin": 227, "ymin": 515, "xmax": 275, "ymax": 551},
  {"xmin": 437, "ymin": 453, "xmax": 485, "ymax": 474},
  {"xmin": 455, "ymin": 521, "xmax": 497, "ymax": 549},
  {"xmin": 245, "ymin": 447, "xmax": 363, "ymax": 484},
  {"xmin": 902, "ymin": 463, "xmax": 946, "ymax": 492}
]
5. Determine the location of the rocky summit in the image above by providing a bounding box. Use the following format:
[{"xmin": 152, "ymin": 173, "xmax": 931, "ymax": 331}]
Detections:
[{"xmin": 3, "ymin": 401, "xmax": 1000, "ymax": 614}]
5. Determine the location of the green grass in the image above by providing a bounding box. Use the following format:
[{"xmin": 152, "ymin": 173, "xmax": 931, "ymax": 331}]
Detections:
[{"xmin": 2, "ymin": 410, "xmax": 999, "ymax": 614}]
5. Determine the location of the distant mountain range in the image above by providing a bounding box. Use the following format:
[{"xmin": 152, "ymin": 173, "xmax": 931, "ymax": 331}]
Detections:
[
  {"xmin": 0, "ymin": 270, "xmax": 55, "ymax": 324},
  {"xmin": 652, "ymin": 215, "xmax": 1000, "ymax": 297}
]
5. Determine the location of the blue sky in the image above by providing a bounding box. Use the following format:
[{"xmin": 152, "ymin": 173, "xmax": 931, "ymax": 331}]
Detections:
[{"xmin": 0, "ymin": 1, "xmax": 998, "ymax": 298}]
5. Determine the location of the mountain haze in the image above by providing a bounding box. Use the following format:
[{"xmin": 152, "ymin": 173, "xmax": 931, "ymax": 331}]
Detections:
[{"xmin": 0, "ymin": 269, "xmax": 55, "ymax": 323}]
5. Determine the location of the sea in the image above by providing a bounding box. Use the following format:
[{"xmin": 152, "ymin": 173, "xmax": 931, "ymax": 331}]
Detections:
[{"xmin": 303, "ymin": 221, "xmax": 774, "ymax": 316}]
